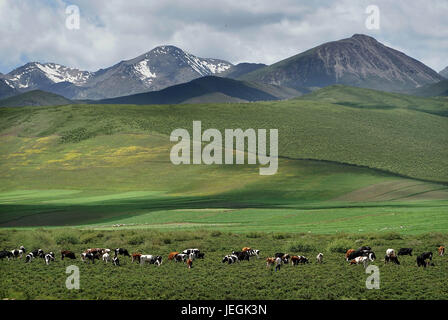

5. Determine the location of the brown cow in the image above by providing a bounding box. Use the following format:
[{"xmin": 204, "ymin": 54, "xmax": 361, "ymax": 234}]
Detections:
[
  {"xmin": 266, "ymin": 257, "xmax": 275, "ymax": 268},
  {"xmin": 345, "ymin": 249, "xmax": 355, "ymax": 261},
  {"xmin": 187, "ymin": 258, "xmax": 193, "ymax": 269},
  {"xmin": 131, "ymin": 253, "xmax": 141, "ymax": 263},
  {"xmin": 168, "ymin": 252, "xmax": 179, "ymax": 261},
  {"xmin": 242, "ymin": 247, "xmax": 252, "ymax": 252},
  {"xmin": 438, "ymin": 246, "xmax": 445, "ymax": 256},
  {"xmin": 61, "ymin": 250, "xmax": 76, "ymax": 260}
]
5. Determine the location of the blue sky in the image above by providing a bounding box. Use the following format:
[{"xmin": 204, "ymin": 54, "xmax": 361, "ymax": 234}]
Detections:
[{"xmin": 0, "ymin": 0, "xmax": 446, "ymax": 74}]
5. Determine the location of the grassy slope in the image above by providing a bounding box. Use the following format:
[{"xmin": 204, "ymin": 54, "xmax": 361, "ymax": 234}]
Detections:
[{"xmin": 0, "ymin": 90, "xmax": 73, "ymax": 107}]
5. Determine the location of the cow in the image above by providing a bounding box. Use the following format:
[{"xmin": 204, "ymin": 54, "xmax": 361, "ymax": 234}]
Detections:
[
  {"xmin": 112, "ymin": 256, "xmax": 120, "ymax": 266},
  {"xmin": 168, "ymin": 252, "xmax": 179, "ymax": 261},
  {"xmin": 61, "ymin": 250, "xmax": 76, "ymax": 260},
  {"xmin": 386, "ymin": 249, "xmax": 396, "ymax": 258},
  {"xmin": 316, "ymin": 253, "xmax": 323, "ymax": 264},
  {"xmin": 45, "ymin": 252, "xmax": 55, "ymax": 265},
  {"xmin": 11, "ymin": 246, "xmax": 26, "ymax": 259},
  {"xmin": 438, "ymin": 246, "xmax": 445, "ymax": 256},
  {"xmin": 182, "ymin": 249, "xmax": 200, "ymax": 259},
  {"xmin": 345, "ymin": 249, "xmax": 355, "ymax": 261},
  {"xmin": 385, "ymin": 248, "xmax": 400, "ymax": 265},
  {"xmin": 140, "ymin": 255, "xmax": 162, "ymax": 266},
  {"xmin": 187, "ymin": 259, "xmax": 193, "ymax": 269},
  {"xmin": 82, "ymin": 252, "xmax": 100, "ymax": 264},
  {"xmin": 222, "ymin": 255, "xmax": 238, "ymax": 264},
  {"xmin": 417, "ymin": 252, "xmax": 433, "ymax": 268},
  {"xmin": 131, "ymin": 253, "xmax": 142, "ymax": 263},
  {"xmin": 25, "ymin": 252, "xmax": 35, "ymax": 263},
  {"xmin": 266, "ymin": 257, "xmax": 275, "ymax": 268},
  {"xmin": 242, "ymin": 247, "xmax": 252, "ymax": 252},
  {"xmin": 350, "ymin": 256, "xmax": 370, "ymax": 268},
  {"xmin": 0, "ymin": 250, "xmax": 13, "ymax": 260},
  {"xmin": 175, "ymin": 254, "xmax": 188, "ymax": 263},
  {"xmin": 398, "ymin": 248, "xmax": 413, "ymax": 256},
  {"xmin": 102, "ymin": 252, "xmax": 110, "ymax": 263},
  {"xmin": 232, "ymin": 251, "xmax": 250, "ymax": 261},
  {"xmin": 291, "ymin": 255, "xmax": 309, "ymax": 265},
  {"xmin": 196, "ymin": 252, "xmax": 205, "ymax": 259},
  {"xmin": 275, "ymin": 253, "xmax": 290, "ymax": 264},
  {"xmin": 347, "ymin": 248, "xmax": 376, "ymax": 261},
  {"xmin": 115, "ymin": 248, "xmax": 131, "ymax": 257}
]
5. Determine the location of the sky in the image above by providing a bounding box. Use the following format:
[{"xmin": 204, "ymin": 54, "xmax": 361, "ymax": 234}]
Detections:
[{"xmin": 0, "ymin": 0, "xmax": 446, "ymax": 74}]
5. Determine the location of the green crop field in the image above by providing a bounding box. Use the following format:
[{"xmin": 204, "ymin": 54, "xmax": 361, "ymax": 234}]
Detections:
[{"xmin": 0, "ymin": 86, "xmax": 447, "ymax": 299}]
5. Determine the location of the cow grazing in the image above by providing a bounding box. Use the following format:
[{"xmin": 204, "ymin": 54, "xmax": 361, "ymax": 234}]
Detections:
[
  {"xmin": 416, "ymin": 252, "xmax": 433, "ymax": 268},
  {"xmin": 175, "ymin": 254, "xmax": 188, "ymax": 263},
  {"xmin": 82, "ymin": 252, "xmax": 100, "ymax": 264},
  {"xmin": 196, "ymin": 252, "xmax": 205, "ymax": 259},
  {"xmin": 61, "ymin": 250, "xmax": 76, "ymax": 260},
  {"xmin": 316, "ymin": 253, "xmax": 324, "ymax": 264},
  {"xmin": 0, "ymin": 250, "xmax": 13, "ymax": 261},
  {"xmin": 45, "ymin": 252, "xmax": 55, "ymax": 265},
  {"xmin": 131, "ymin": 253, "xmax": 142, "ymax": 263},
  {"xmin": 11, "ymin": 246, "xmax": 26, "ymax": 259},
  {"xmin": 102, "ymin": 252, "xmax": 110, "ymax": 263},
  {"xmin": 266, "ymin": 257, "xmax": 275, "ymax": 268},
  {"xmin": 232, "ymin": 251, "xmax": 250, "ymax": 262},
  {"xmin": 385, "ymin": 248, "xmax": 400, "ymax": 265},
  {"xmin": 187, "ymin": 259, "xmax": 193, "ymax": 269},
  {"xmin": 182, "ymin": 249, "xmax": 200, "ymax": 259},
  {"xmin": 350, "ymin": 256, "xmax": 370, "ymax": 268},
  {"xmin": 438, "ymin": 246, "xmax": 445, "ymax": 256},
  {"xmin": 140, "ymin": 255, "xmax": 163, "ymax": 266},
  {"xmin": 222, "ymin": 255, "xmax": 238, "ymax": 264},
  {"xmin": 112, "ymin": 256, "xmax": 120, "ymax": 266},
  {"xmin": 25, "ymin": 253, "xmax": 35, "ymax": 263},
  {"xmin": 115, "ymin": 248, "xmax": 131, "ymax": 257},
  {"xmin": 291, "ymin": 255, "xmax": 309, "ymax": 265},
  {"xmin": 398, "ymin": 248, "xmax": 413, "ymax": 256},
  {"xmin": 345, "ymin": 249, "xmax": 355, "ymax": 261},
  {"xmin": 168, "ymin": 252, "xmax": 179, "ymax": 261}
]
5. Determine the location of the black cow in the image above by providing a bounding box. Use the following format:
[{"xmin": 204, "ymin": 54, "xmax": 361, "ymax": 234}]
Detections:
[
  {"xmin": 416, "ymin": 252, "xmax": 433, "ymax": 268},
  {"xmin": 347, "ymin": 249, "xmax": 376, "ymax": 261},
  {"xmin": 61, "ymin": 250, "xmax": 76, "ymax": 260},
  {"xmin": 398, "ymin": 248, "xmax": 413, "ymax": 256},
  {"xmin": 84, "ymin": 252, "xmax": 100, "ymax": 264},
  {"xmin": 115, "ymin": 248, "xmax": 130, "ymax": 257},
  {"xmin": 196, "ymin": 252, "xmax": 205, "ymax": 259}
]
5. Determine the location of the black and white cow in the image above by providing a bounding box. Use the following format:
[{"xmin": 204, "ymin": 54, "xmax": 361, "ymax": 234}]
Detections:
[
  {"xmin": 112, "ymin": 256, "xmax": 120, "ymax": 266},
  {"xmin": 11, "ymin": 246, "xmax": 26, "ymax": 259},
  {"xmin": 45, "ymin": 252, "xmax": 55, "ymax": 265},
  {"xmin": 115, "ymin": 248, "xmax": 130, "ymax": 257},
  {"xmin": 222, "ymin": 254, "xmax": 238, "ymax": 264},
  {"xmin": 182, "ymin": 249, "xmax": 200, "ymax": 259},
  {"xmin": 347, "ymin": 248, "xmax": 376, "ymax": 261},
  {"xmin": 175, "ymin": 254, "xmax": 188, "ymax": 263},
  {"xmin": 275, "ymin": 253, "xmax": 290, "ymax": 264},
  {"xmin": 140, "ymin": 255, "xmax": 163, "ymax": 266},
  {"xmin": 232, "ymin": 251, "xmax": 250, "ymax": 261},
  {"xmin": 82, "ymin": 252, "xmax": 100, "ymax": 264},
  {"xmin": 0, "ymin": 250, "xmax": 13, "ymax": 260},
  {"xmin": 398, "ymin": 248, "xmax": 413, "ymax": 256}
]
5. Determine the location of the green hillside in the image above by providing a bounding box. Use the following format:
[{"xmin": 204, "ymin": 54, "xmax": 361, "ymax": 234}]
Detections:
[{"xmin": 0, "ymin": 90, "xmax": 73, "ymax": 107}]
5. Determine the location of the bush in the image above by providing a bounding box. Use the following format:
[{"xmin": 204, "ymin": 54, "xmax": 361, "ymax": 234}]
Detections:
[
  {"xmin": 55, "ymin": 234, "xmax": 79, "ymax": 245},
  {"xmin": 326, "ymin": 239, "xmax": 352, "ymax": 253},
  {"xmin": 128, "ymin": 235, "xmax": 145, "ymax": 245},
  {"xmin": 288, "ymin": 242, "xmax": 316, "ymax": 253}
]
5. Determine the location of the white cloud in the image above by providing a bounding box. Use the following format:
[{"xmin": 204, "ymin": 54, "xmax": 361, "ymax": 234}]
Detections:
[{"xmin": 0, "ymin": 0, "xmax": 446, "ymax": 73}]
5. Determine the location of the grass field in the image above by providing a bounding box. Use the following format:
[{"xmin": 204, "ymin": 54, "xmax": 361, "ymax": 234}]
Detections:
[
  {"xmin": 0, "ymin": 86, "xmax": 447, "ymax": 299},
  {"xmin": 1, "ymin": 229, "xmax": 447, "ymax": 300}
]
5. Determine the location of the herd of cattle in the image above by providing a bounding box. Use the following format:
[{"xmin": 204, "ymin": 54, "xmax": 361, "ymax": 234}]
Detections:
[{"xmin": 0, "ymin": 245, "xmax": 445, "ymax": 270}]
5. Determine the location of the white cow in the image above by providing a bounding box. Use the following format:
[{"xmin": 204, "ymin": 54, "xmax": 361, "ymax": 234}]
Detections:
[
  {"xmin": 102, "ymin": 252, "xmax": 110, "ymax": 263},
  {"xmin": 316, "ymin": 253, "xmax": 324, "ymax": 263}
]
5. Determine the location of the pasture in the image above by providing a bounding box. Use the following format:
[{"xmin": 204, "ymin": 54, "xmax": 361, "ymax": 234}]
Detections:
[{"xmin": 1, "ymin": 229, "xmax": 447, "ymax": 300}]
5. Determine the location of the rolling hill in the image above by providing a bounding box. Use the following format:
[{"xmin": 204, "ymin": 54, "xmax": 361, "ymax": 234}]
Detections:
[
  {"xmin": 95, "ymin": 76, "xmax": 301, "ymax": 104},
  {"xmin": 406, "ymin": 80, "xmax": 448, "ymax": 97},
  {"xmin": 241, "ymin": 34, "xmax": 443, "ymax": 92},
  {"xmin": 0, "ymin": 90, "xmax": 73, "ymax": 107},
  {"xmin": 297, "ymin": 84, "xmax": 448, "ymax": 117}
]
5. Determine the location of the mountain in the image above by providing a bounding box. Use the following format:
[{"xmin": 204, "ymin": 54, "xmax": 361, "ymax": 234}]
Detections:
[
  {"xmin": 407, "ymin": 80, "xmax": 448, "ymax": 97},
  {"xmin": 3, "ymin": 46, "xmax": 232, "ymax": 100},
  {"xmin": 241, "ymin": 34, "xmax": 444, "ymax": 92},
  {"xmin": 219, "ymin": 62, "xmax": 267, "ymax": 79},
  {"xmin": 0, "ymin": 79, "xmax": 18, "ymax": 99},
  {"xmin": 0, "ymin": 90, "xmax": 73, "ymax": 107},
  {"xmin": 440, "ymin": 67, "xmax": 448, "ymax": 78},
  {"xmin": 95, "ymin": 76, "xmax": 300, "ymax": 105}
]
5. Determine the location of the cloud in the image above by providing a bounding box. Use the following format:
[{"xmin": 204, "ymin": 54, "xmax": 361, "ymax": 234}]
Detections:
[{"xmin": 0, "ymin": 0, "xmax": 446, "ymax": 73}]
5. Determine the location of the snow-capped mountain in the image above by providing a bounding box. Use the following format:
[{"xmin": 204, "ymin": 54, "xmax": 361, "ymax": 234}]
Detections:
[{"xmin": 3, "ymin": 46, "xmax": 233, "ymax": 99}]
